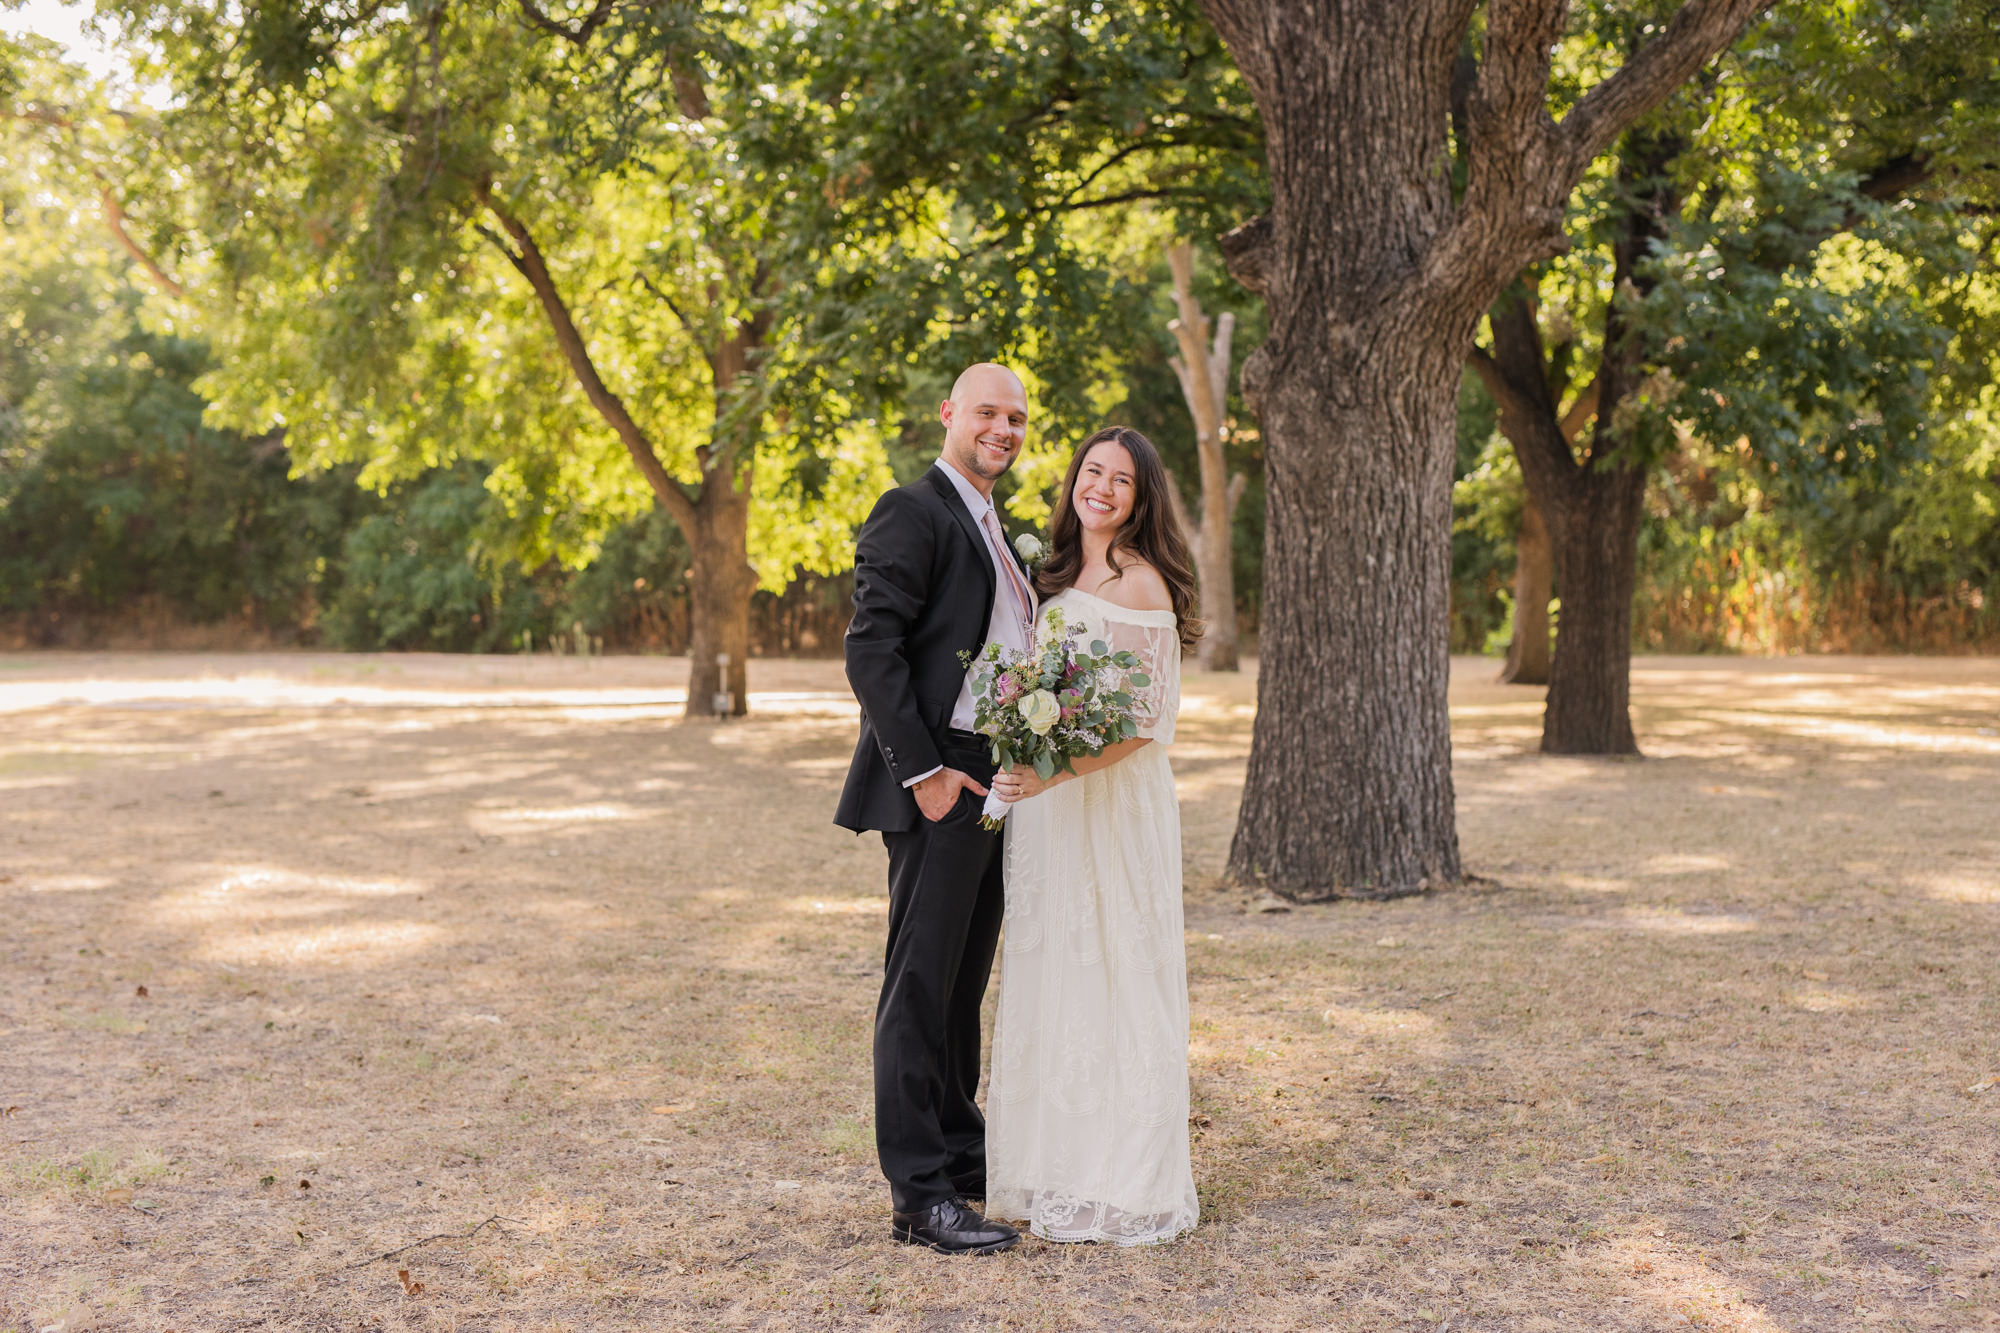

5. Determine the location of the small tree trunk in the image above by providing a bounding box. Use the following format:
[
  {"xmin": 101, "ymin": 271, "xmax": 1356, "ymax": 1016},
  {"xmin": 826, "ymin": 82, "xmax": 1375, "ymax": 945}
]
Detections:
[
  {"xmin": 1540, "ymin": 467, "xmax": 1645, "ymax": 752},
  {"xmin": 682, "ymin": 323, "xmax": 764, "ymax": 720},
  {"xmin": 682, "ymin": 482, "xmax": 755, "ymax": 718},
  {"xmin": 1499, "ymin": 497, "xmax": 1552, "ymax": 684},
  {"xmin": 1164, "ymin": 242, "xmax": 1243, "ymax": 671}
]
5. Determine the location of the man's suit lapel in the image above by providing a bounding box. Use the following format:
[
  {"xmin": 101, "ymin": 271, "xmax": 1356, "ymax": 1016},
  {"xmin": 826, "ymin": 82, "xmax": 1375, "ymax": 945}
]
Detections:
[{"xmin": 923, "ymin": 466, "xmax": 996, "ymax": 609}]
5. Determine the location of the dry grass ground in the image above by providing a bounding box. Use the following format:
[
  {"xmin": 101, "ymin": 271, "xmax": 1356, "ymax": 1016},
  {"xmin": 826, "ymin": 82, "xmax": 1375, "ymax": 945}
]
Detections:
[{"xmin": 1, "ymin": 650, "xmax": 1996, "ymax": 1333}]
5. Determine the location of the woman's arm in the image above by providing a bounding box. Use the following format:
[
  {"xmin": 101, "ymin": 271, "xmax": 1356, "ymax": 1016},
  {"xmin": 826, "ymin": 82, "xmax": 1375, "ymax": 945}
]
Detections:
[{"xmin": 990, "ymin": 736, "xmax": 1152, "ymax": 803}]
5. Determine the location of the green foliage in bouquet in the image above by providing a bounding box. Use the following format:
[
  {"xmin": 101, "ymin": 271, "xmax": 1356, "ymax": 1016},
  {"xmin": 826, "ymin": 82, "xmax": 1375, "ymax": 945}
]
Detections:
[{"xmin": 960, "ymin": 607, "xmax": 1152, "ymax": 786}]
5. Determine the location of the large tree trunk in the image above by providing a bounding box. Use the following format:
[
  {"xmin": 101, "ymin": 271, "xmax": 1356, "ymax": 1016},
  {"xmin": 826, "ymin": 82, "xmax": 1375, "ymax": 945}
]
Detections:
[
  {"xmin": 1198, "ymin": 0, "xmax": 1760, "ymax": 895},
  {"xmin": 1499, "ymin": 496, "xmax": 1552, "ymax": 684},
  {"xmin": 1229, "ymin": 341, "xmax": 1467, "ymax": 898}
]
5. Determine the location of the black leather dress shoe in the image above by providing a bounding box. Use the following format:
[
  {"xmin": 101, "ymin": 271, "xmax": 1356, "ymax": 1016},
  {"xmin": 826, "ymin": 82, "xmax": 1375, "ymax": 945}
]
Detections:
[{"xmin": 891, "ymin": 1198, "xmax": 1020, "ymax": 1254}]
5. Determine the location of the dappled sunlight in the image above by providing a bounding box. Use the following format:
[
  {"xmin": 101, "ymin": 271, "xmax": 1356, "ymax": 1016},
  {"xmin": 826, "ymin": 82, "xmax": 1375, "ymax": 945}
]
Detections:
[
  {"xmin": 1913, "ymin": 869, "xmax": 2000, "ymax": 904},
  {"xmin": 482, "ymin": 803, "xmax": 644, "ymax": 824},
  {"xmin": 143, "ymin": 865, "xmax": 438, "ymax": 968},
  {"xmin": 1597, "ymin": 1227, "xmax": 1798, "ymax": 1332},
  {"xmin": 195, "ymin": 919, "xmax": 444, "ymax": 967},
  {"xmin": 1609, "ymin": 907, "xmax": 1760, "ymax": 934},
  {"xmin": 1315, "ymin": 1002, "xmax": 1446, "ymax": 1041},
  {"xmin": 1786, "ymin": 984, "xmax": 1872, "ymax": 1013},
  {"xmin": 23, "ymin": 873, "xmax": 117, "ymax": 893},
  {"xmin": 1642, "ymin": 852, "xmax": 1732, "ymax": 875},
  {"xmin": 791, "ymin": 896, "xmax": 885, "ymax": 917}
]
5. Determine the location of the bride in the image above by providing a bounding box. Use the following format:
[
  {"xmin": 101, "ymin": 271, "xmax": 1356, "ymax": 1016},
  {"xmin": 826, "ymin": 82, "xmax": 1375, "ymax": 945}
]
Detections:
[{"xmin": 986, "ymin": 425, "xmax": 1201, "ymax": 1246}]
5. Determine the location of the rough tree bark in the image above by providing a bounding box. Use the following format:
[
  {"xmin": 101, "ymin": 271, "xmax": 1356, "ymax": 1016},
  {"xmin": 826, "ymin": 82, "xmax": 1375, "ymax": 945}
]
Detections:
[
  {"xmin": 1164, "ymin": 241, "xmax": 1246, "ymax": 672},
  {"xmin": 477, "ymin": 187, "xmax": 765, "ymax": 719},
  {"xmin": 1198, "ymin": 0, "xmax": 1765, "ymax": 897}
]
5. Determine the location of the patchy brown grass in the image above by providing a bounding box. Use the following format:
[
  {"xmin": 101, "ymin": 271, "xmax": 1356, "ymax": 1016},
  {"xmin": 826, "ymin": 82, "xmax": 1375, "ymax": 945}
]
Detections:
[{"xmin": 1, "ymin": 650, "xmax": 1996, "ymax": 1332}]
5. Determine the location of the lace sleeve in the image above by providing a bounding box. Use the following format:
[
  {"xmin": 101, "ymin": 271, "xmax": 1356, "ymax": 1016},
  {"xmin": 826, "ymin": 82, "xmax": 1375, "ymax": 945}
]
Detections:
[{"xmin": 1095, "ymin": 608, "xmax": 1182, "ymax": 747}]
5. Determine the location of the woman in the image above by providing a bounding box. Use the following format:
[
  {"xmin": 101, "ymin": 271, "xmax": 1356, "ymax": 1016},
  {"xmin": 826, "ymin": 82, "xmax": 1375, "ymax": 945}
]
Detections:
[{"xmin": 986, "ymin": 425, "xmax": 1203, "ymax": 1246}]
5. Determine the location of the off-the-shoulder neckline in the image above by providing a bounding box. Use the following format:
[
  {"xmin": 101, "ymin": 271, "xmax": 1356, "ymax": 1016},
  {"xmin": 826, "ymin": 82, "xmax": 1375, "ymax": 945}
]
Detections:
[{"xmin": 1051, "ymin": 585, "xmax": 1178, "ymax": 625}]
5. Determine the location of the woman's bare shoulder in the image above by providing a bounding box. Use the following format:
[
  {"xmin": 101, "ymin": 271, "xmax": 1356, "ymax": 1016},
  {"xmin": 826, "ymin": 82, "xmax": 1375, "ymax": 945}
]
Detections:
[{"xmin": 1087, "ymin": 560, "xmax": 1172, "ymax": 613}]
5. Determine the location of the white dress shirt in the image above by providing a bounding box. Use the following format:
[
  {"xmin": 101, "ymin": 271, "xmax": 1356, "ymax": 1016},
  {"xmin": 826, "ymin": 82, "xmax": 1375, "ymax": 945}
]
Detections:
[{"xmin": 903, "ymin": 458, "xmax": 1038, "ymax": 787}]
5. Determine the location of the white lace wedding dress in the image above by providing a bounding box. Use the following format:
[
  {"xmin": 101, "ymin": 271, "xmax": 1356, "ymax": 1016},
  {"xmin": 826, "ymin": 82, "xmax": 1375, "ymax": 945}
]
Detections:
[{"xmin": 987, "ymin": 588, "xmax": 1198, "ymax": 1245}]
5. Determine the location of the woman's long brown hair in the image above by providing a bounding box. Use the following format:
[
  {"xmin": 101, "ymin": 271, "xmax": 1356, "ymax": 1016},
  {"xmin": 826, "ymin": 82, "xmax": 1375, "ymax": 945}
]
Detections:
[{"xmin": 1034, "ymin": 426, "xmax": 1203, "ymax": 651}]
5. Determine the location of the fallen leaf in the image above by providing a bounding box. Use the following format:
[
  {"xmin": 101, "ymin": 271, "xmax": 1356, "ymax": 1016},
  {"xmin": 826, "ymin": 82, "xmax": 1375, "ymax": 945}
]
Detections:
[
  {"xmin": 103, "ymin": 1186, "xmax": 133, "ymax": 1206},
  {"xmin": 397, "ymin": 1268, "xmax": 425, "ymax": 1296},
  {"xmin": 1416, "ymin": 1308, "xmax": 1437, "ymax": 1322},
  {"xmin": 134, "ymin": 985, "xmax": 148, "ymax": 999},
  {"xmin": 1450, "ymin": 1198, "xmax": 1470, "ymax": 1208},
  {"xmin": 651, "ymin": 1105, "xmax": 688, "ymax": 1115},
  {"xmin": 2, "ymin": 1105, "xmax": 20, "ymax": 1117},
  {"xmin": 1580, "ymin": 1153, "xmax": 1617, "ymax": 1165},
  {"xmin": 1250, "ymin": 894, "xmax": 1291, "ymax": 914},
  {"xmin": 1414, "ymin": 1189, "xmax": 1436, "ymax": 1200},
  {"xmin": 1188, "ymin": 1112, "xmax": 1211, "ymax": 1128},
  {"xmin": 297, "ymin": 1178, "xmax": 311, "ymax": 1189},
  {"xmin": 1967, "ymin": 1075, "xmax": 1998, "ymax": 1095},
  {"xmin": 1652, "ymin": 1229, "xmax": 1666, "ymax": 1238}
]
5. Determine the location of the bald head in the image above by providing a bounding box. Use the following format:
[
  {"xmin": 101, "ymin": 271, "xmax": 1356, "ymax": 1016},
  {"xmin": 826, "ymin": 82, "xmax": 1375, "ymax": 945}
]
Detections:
[
  {"xmin": 949, "ymin": 362, "xmax": 1025, "ymax": 406},
  {"xmin": 938, "ymin": 362, "xmax": 1029, "ymax": 496}
]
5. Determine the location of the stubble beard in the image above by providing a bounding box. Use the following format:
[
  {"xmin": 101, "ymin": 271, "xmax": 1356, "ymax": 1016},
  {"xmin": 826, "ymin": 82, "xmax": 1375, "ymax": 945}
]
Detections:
[{"xmin": 950, "ymin": 433, "xmax": 1015, "ymax": 483}]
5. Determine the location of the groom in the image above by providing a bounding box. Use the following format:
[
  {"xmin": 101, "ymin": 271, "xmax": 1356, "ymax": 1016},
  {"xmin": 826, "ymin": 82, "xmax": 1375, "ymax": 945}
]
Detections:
[{"xmin": 835, "ymin": 363, "xmax": 1038, "ymax": 1255}]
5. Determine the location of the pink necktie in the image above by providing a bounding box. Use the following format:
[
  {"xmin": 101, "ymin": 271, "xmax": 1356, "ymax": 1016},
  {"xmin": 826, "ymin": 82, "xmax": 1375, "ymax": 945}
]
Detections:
[{"xmin": 979, "ymin": 507, "xmax": 1035, "ymax": 645}]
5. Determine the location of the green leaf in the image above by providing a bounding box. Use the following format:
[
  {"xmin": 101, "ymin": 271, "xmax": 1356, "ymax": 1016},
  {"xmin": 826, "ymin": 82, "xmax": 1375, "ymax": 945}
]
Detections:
[{"xmin": 1033, "ymin": 751, "xmax": 1056, "ymax": 781}]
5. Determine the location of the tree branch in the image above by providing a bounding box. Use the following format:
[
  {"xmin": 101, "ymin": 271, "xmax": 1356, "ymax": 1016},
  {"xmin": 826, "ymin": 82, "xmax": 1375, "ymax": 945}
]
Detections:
[
  {"xmin": 515, "ymin": 0, "xmax": 616, "ymax": 45},
  {"xmin": 1558, "ymin": 375, "xmax": 1599, "ymax": 444},
  {"xmin": 98, "ymin": 186, "xmax": 185, "ymax": 298},
  {"xmin": 472, "ymin": 187, "xmax": 697, "ymax": 528},
  {"xmin": 1554, "ymin": 0, "xmax": 1770, "ymax": 187},
  {"xmin": 1049, "ymin": 185, "xmax": 1208, "ymax": 213},
  {"xmin": 1217, "ymin": 214, "xmax": 1271, "ymax": 294}
]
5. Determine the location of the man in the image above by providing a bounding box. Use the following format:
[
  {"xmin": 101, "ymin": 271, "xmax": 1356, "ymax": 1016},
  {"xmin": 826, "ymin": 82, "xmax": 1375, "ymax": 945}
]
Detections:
[{"xmin": 835, "ymin": 363, "xmax": 1039, "ymax": 1255}]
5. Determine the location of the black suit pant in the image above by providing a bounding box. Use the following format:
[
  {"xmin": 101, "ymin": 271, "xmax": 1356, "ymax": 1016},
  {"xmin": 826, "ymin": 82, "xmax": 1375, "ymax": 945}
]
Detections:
[{"xmin": 873, "ymin": 738, "xmax": 1003, "ymax": 1213}]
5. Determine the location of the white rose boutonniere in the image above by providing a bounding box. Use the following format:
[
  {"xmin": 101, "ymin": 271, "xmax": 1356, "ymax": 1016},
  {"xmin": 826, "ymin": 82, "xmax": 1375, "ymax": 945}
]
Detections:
[
  {"xmin": 1017, "ymin": 689, "xmax": 1062, "ymax": 736},
  {"xmin": 1013, "ymin": 531, "xmax": 1046, "ymax": 571}
]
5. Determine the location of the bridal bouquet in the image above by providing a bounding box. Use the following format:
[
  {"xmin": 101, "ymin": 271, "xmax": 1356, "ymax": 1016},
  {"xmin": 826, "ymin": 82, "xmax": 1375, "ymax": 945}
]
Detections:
[{"xmin": 962, "ymin": 606, "xmax": 1151, "ymax": 829}]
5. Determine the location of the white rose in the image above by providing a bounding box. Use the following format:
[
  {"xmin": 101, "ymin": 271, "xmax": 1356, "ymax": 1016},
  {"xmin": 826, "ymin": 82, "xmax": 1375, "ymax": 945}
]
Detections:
[
  {"xmin": 1014, "ymin": 532, "xmax": 1044, "ymax": 564},
  {"xmin": 1017, "ymin": 689, "xmax": 1061, "ymax": 736}
]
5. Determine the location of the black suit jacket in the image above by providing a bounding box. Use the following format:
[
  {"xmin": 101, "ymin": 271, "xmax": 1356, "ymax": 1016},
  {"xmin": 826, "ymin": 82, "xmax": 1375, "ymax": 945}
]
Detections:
[{"xmin": 835, "ymin": 466, "xmax": 1025, "ymax": 834}]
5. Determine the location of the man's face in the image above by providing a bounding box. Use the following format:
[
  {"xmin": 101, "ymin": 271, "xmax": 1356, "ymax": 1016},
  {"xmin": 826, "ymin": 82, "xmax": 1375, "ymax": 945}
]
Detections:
[{"xmin": 939, "ymin": 368, "xmax": 1029, "ymax": 484}]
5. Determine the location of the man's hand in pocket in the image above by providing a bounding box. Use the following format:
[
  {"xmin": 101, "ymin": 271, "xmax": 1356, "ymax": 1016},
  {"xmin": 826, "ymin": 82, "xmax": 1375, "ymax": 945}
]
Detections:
[{"xmin": 913, "ymin": 767, "xmax": 989, "ymax": 822}]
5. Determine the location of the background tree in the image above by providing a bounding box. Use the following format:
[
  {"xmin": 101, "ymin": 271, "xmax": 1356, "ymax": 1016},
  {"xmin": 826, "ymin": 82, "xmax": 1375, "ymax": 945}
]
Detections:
[
  {"xmin": 1470, "ymin": 0, "xmax": 2000, "ymax": 751},
  {"xmin": 101, "ymin": 0, "xmax": 888, "ymax": 716},
  {"xmin": 1162, "ymin": 242, "xmax": 1247, "ymax": 670},
  {"xmin": 1198, "ymin": 0, "xmax": 1765, "ymax": 898}
]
